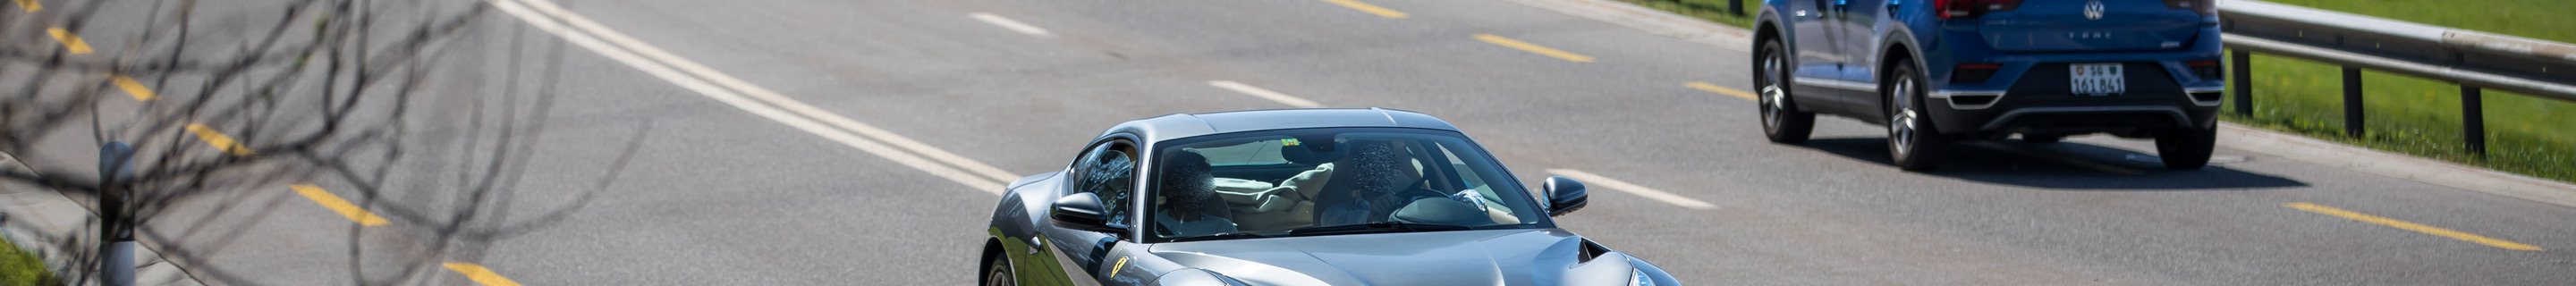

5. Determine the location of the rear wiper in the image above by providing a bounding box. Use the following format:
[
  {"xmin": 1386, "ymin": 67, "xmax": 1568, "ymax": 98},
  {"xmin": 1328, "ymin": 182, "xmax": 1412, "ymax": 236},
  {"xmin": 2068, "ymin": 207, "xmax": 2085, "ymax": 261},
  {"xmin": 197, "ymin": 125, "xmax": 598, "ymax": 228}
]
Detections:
[
  {"xmin": 1165, "ymin": 232, "xmax": 1276, "ymax": 242},
  {"xmin": 1286, "ymin": 222, "xmax": 1471, "ymax": 237}
]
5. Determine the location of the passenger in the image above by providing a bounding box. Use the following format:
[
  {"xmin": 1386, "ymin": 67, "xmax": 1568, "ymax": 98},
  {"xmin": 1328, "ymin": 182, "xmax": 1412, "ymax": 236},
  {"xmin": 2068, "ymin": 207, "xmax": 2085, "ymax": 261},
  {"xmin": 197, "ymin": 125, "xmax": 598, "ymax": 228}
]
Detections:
[{"xmin": 1155, "ymin": 150, "xmax": 1238, "ymax": 236}]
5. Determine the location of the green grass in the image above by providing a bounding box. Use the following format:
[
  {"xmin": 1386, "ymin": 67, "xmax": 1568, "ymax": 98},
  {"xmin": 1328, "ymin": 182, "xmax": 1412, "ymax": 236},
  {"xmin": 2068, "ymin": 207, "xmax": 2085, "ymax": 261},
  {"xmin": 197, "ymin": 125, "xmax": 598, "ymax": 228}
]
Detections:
[
  {"xmin": 1625, "ymin": 0, "xmax": 2576, "ymax": 183},
  {"xmin": 0, "ymin": 237, "xmax": 57, "ymax": 286},
  {"xmin": 2222, "ymin": 0, "xmax": 2576, "ymax": 183},
  {"xmin": 2226, "ymin": 55, "xmax": 2576, "ymax": 183},
  {"xmin": 2259, "ymin": 0, "xmax": 2576, "ymax": 44},
  {"xmin": 1610, "ymin": 0, "xmax": 1757, "ymax": 29}
]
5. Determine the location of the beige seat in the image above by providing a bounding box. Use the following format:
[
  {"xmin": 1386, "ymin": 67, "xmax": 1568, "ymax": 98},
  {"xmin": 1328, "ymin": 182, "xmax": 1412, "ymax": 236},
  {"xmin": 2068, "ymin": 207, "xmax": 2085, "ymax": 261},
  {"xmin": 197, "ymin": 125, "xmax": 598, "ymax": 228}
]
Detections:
[
  {"xmin": 1209, "ymin": 178, "xmax": 1275, "ymax": 194},
  {"xmin": 1224, "ymin": 142, "xmax": 1343, "ymax": 231}
]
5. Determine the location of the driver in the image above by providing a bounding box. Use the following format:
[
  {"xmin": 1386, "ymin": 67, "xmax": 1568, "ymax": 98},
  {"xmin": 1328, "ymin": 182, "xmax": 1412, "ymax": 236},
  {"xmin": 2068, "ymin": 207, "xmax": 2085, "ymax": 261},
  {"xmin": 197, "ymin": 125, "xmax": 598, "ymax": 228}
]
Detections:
[
  {"xmin": 1155, "ymin": 150, "xmax": 1238, "ymax": 236},
  {"xmin": 1317, "ymin": 140, "xmax": 1410, "ymax": 225}
]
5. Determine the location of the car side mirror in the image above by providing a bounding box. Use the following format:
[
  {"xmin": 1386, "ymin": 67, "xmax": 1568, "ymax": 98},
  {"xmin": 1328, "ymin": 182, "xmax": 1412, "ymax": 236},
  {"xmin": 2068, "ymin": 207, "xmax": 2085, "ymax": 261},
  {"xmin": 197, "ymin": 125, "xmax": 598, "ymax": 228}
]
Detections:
[
  {"xmin": 1051, "ymin": 192, "xmax": 1124, "ymax": 233},
  {"xmin": 1542, "ymin": 176, "xmax": 1589, "ymax": 216}
]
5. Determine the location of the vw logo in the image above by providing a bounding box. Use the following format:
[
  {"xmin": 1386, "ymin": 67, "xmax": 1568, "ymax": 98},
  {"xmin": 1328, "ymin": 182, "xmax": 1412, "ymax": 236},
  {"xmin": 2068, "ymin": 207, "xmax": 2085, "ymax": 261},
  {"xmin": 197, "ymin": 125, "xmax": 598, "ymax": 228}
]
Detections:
[{"xmin": 2083, "ymin": 0, "xmax": 2106, "ymax": 20}]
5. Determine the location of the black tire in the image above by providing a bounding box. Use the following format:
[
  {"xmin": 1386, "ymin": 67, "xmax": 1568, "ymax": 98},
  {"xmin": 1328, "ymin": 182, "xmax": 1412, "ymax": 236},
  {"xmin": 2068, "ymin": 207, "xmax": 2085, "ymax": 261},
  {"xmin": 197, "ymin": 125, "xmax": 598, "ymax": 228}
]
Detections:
[
  {"xmin": 1757, "ymin": 38, "xmax": 1815, "ymax": 144},
  {"xmin": 2156, "ymin": 127, "xmax": 2216, "ymax": 170},
  {"xmin": 1885, "ymin": 59, "xmax": 1948, "ymax": 172},
  {"xmin": 982, "ymin": 252, "xmax": 1015, "ymax": 286},
  {"xmin": 2022, "ymin": 134, "xmax": 2064, "ymax": 144}
]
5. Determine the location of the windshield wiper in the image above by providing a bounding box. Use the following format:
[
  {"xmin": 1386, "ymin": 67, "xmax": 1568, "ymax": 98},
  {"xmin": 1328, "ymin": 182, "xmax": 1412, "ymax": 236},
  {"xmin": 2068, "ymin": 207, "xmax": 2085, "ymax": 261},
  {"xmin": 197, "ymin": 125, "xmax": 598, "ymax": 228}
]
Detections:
[
  {"xmin": 1285, "ymin": 222, "xmax": 1472, "ymax": 237},
  {"xmin": 1165, "ymin": 231, "xmax": 1277, "ymax": 242}
]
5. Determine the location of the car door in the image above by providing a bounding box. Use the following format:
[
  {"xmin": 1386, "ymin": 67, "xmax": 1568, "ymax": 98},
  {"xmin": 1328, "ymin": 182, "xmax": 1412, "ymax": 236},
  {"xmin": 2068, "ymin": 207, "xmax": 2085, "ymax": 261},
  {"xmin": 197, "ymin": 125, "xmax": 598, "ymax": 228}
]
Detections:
[
  {"xmin": 1785, "ymin": 0, "xmax": 1849, "ymax": 113},
  {"xmin": 1042, "ymin": 139, "xmax": 1142, "ymax": 286},
  {"xmin": 1832, "ymin": 0, "xmax": 1894, "ymax": 116}
]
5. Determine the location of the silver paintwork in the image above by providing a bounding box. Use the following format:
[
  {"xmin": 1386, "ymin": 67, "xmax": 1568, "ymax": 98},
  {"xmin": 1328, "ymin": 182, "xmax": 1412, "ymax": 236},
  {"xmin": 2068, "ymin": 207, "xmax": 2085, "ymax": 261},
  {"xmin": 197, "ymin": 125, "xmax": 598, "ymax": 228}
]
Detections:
[
  {"xmin": 1149, "ymin": 230, "xmax": 1628, "ymax": 285},
  {"xmin": 1929, "ymin": 90, "xmax": 2008, "ymax": 110},
  {"xmin": 1097, "ymin": 107, "xmax": 1461, "ymax": 145},
  {"xmin": 985, "ymin": 109, "xmax": 1679, "ymax": 286},
  {"xmin": 1792, "ymin": 77, "xmax": 1876, "ymax": 92},
  {"xmin": 2183, "ymin": 87, "xmax": 2226, "ymax": 106}
]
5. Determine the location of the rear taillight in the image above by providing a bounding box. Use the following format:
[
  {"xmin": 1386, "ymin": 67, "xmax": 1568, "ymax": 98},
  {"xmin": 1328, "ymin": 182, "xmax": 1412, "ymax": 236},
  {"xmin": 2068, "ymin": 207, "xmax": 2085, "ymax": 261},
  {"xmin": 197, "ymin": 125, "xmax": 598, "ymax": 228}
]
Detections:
[
  {"xmin": 2164, "ymin": 0, "xmax": 2217, "ymax": 15},
  {"xmin": 1953, "ymin": 63, "xmax": 2003, "ymax": 84},
  {"xmin": 1935, "ymin": 0, "xmax": 2023, "ymax": 19},
  {"xmin": 2186, "ymin": 60, "xmax": 2221, "ymax": 80}
]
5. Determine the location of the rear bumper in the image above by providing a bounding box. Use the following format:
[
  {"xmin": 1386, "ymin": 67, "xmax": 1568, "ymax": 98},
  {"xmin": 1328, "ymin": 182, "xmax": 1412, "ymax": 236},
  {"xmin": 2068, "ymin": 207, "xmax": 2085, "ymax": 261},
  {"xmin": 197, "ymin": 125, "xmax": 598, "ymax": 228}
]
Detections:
[
  {"xmin": 1926, "ymin": 62, "xmax": 2222, "ymax": 135},
  {"xmin": 1930, "ymin": 101, "xmax": 2219, "ymax": 135}
]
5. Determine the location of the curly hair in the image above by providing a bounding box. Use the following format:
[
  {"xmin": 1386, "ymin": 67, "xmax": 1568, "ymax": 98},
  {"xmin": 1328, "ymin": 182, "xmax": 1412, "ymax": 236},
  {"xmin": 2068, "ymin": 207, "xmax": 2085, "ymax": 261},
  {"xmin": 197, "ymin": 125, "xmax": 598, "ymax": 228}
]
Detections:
[{"xmin": 1159, "ymin": 150, "xmax": 1224, "ymax": 221}]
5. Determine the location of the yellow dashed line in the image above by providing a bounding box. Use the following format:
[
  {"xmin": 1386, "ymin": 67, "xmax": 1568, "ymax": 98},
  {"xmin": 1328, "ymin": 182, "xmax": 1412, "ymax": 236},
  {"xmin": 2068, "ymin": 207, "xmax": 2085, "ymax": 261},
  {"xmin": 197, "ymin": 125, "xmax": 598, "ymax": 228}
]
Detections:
[
  {"xmin": 110, "ymin": 74, "xmax": 157, "ymax": 100},
  {"xmin": 47, "ymin": 28, "xmax": 91, "ymax": 54},
  {"xmin": 183, "ymin": 123, "xmax": 256, "ymax": 156},
  {"xmin": 2285, "ymin": 202, "xmax": 2543, "ymax": 251},
  {"xmin": 443, "ymin": 263, "xmax": 524, "ymax": 286},
  {"xmin": 1472, "ymin": 34, "xmax": 1594, "ymax": 63},
  {"xmin": 1685, "ymin": 81, "xmax": 1757, "ymax": 100},
  {"xmin": 290, "ymin": 184, "xmax": 390, "ymax": 226},
  {"xmin": 1318, "ymin": 0, "xmax": 1408, "ymax": 19},
  {"xmin": 14, "ymin": 0, "xmax": 38, "ymax": 12}
]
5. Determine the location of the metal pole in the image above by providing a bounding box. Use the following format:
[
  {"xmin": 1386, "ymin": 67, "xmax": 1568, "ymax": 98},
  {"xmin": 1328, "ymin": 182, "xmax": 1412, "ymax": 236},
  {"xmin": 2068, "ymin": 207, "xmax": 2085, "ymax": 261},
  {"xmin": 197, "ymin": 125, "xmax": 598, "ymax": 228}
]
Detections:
[
  {"xmin": 2231, "ymin": 49, "xmax": 2253, "ymax": 116},
  {"xmin": 2343, "ymin": 66, "xmax": 2365, "ymax": 138},
  {"xmin": 1731, "ymin": 0, "xmax": 1746, "ymax": 15},
  {"xmin": 96, "ymin": 142, "xmax": 134, "ymax": 286},
  {"xmin": 2462, "ymin": 86, "xmax": 2487, "ymax": 156}
]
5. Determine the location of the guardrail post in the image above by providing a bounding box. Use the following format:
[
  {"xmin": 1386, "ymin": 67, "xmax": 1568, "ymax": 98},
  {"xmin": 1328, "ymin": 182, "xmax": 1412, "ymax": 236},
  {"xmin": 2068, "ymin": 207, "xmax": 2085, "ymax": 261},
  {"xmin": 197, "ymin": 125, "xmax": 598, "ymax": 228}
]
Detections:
[
  {"xmin": 1730, "ymin": 0, "xmax": 1745, "ymax": 15},
  {"xmin": 2462, "ymin": 86, "xmax": 2487, "ymax": 156},
  {"xmin": 2342, "ymin": 66, "xmax": 2364, "ymax": 138},
  {"xmin": 97, "ymin": 142, "xmax": 134, "ymax": 286},
  {"xmin": 2231, "ymin": 49, "xmax": 2253, "ymax": 116}
]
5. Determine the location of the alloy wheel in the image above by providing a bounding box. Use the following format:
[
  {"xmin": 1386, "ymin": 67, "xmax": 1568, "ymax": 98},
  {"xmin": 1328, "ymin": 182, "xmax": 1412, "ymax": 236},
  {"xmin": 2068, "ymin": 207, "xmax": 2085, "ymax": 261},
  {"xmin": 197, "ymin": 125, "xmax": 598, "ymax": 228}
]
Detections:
[
  {"xmin": 1889, "ymin": 76, "xmax": 1919, "ymax": 156},
  {"xmin": 983, "ymin": 255, "xmax": 1014, "ymax": 286},
  {"xmin": 1760, "ymin": 55, "xmax": 1786, "ymax": 129}
]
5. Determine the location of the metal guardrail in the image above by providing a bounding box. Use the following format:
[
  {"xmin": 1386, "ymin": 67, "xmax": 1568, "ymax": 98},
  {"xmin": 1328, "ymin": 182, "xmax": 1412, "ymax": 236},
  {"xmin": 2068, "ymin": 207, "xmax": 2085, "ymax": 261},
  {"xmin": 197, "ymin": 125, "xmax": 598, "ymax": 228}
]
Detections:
[{"xmin": 2219, "ymin": 0, "xmax": 2576, "ymax": 156}]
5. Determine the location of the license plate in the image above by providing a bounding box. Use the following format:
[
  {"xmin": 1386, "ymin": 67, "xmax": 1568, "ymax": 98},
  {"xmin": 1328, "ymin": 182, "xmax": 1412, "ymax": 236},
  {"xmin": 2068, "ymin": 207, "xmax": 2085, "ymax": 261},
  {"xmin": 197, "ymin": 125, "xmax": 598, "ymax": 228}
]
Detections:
[{"xmin": 2071, "ymin": 63, "xmax": 2125, "ymax": 96}]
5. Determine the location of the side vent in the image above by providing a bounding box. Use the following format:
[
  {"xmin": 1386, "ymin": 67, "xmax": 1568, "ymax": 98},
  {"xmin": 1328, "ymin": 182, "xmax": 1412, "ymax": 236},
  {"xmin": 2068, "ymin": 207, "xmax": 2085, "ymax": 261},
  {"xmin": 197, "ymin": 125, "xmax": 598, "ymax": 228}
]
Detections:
[{"xmin": 1578, "ymin": 239, "xmax": 1613, "ymax": 263}]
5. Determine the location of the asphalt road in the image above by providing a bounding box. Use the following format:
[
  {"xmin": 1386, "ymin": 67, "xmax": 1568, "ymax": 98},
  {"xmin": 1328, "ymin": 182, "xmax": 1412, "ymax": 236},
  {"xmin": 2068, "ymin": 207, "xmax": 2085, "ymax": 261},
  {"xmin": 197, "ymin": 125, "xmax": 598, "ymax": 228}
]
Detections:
[{"xmin": 14, "ymin": 0, "xmax": 2575, "ymax": 285}]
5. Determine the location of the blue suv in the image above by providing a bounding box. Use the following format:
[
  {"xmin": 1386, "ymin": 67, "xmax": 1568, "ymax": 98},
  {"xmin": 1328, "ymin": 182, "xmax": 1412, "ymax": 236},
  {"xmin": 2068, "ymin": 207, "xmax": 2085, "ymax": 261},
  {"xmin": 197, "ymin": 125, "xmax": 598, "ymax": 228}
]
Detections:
[{"xmin": 1753, "ymin": 0, "xmax": 2224, "ymax": 171}]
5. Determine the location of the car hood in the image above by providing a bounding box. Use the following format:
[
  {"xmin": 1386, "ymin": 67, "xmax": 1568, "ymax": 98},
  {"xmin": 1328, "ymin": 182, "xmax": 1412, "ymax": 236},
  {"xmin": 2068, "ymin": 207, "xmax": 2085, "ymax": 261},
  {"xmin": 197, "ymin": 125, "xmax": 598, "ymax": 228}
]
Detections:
[{"xmin": 1147, "ymin": 229, "xmax": 1632, "ymax": 286}]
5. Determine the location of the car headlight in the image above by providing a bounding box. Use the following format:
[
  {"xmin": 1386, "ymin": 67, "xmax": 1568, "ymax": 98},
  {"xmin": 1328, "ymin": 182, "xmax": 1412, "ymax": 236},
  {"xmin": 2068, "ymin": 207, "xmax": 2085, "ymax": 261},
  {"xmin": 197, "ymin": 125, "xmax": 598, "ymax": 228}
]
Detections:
[{"xmin": 1630, "ymin": 269, "xmax": 1654, "ymax": 286}]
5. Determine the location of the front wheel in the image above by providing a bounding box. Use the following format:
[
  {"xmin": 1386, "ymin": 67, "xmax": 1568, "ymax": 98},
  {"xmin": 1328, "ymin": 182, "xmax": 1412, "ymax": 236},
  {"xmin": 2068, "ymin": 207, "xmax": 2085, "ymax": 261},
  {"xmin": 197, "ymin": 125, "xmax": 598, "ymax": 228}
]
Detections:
[
  {"xmin": 1885, "ymin": 59, "xmax": 1948, "ymax": 172},
  {"xmin": 982, "ymin": 253, "xmax": 1016, "ymax": 286},
  {"xmin": 2156, "ymin": 127, "xmax": 2216, "ymax": 170}
]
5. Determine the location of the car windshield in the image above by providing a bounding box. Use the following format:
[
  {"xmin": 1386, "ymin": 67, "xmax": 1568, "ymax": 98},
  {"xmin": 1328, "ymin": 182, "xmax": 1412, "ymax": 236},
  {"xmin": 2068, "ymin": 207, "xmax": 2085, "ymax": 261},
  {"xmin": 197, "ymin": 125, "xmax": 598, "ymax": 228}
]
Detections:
[{"xmin": 1146, "ymin": 128, "xmax": 1547, "ymax": 241}]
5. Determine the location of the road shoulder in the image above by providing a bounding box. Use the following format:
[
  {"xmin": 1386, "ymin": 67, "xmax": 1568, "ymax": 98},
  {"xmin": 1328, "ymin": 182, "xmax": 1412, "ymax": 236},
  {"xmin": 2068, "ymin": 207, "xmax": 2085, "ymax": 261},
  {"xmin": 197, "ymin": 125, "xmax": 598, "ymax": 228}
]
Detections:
[{"xmin": 0, "ymin": 152, "xmax": 206, "ymax": 286}]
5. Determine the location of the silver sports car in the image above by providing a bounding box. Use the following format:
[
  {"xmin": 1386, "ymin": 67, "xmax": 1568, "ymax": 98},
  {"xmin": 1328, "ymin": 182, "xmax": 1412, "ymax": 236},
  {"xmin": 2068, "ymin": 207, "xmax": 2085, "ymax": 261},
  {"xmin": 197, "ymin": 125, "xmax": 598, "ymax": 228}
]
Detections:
[{"xmin": 981, "ymin": 108, "xmax": 1682, "ymax": 286}]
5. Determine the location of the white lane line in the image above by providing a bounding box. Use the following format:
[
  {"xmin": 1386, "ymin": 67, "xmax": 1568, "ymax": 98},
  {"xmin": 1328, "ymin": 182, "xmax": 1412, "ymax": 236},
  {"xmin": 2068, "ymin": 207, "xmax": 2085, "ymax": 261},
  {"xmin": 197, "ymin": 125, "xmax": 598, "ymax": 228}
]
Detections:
[
  {"xmin": 495, "ymin": 0, "xmax": 1013, "ymax": 194},
  {"xmin": 1208, "ymin": 80, "xmax": 1324, "ymax": 108},
  {"xmin": 969, "ymin": 13, "xmax": 1053, "ymax": 38},
  {"xmin": 1546, "ymin": 169, "xmax": 1716, "ymax": 209},
  {"xmin": 508, "ymin": 0, "xmax": 1021, "ymax": 184}
]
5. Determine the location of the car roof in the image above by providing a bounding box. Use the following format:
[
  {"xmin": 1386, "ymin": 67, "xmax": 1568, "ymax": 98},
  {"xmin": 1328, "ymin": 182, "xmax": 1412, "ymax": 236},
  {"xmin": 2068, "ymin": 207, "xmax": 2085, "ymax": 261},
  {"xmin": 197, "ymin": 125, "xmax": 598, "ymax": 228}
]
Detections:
[{"xmin": 1101, "ymin": 108, "xmax": 1462, "ymax": 143}]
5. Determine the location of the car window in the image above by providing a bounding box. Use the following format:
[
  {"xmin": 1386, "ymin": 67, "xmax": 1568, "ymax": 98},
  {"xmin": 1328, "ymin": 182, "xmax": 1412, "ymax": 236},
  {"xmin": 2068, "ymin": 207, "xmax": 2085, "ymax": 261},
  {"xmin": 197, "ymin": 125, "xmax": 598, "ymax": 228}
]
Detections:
[
  {"xmin": 1181, "ymin": 139, "xmax": 1290, "ymax": 166},
  {"xmin": 1073, "ymin": 142, "xmax": 1138, "ymax": 229},
  {"xmin": 1428, "ymin": 140, "xmax": 1515, "ymax": 214},
  {"xmin": 1147, "ymin": 128, "xmax": 1547, "ymax": 240}
]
